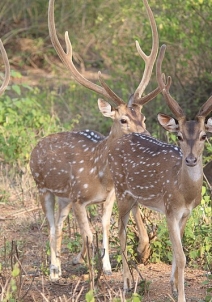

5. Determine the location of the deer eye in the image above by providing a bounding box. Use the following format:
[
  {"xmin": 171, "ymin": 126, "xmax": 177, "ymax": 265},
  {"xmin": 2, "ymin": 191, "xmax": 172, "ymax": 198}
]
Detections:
[
  {"xmin": 120, "ymin": 119, "xmax": 127, "ymax": 124},
  {"xmin": 200, "ymin": 134, "xmax": 207, "ymax": 141},
  {"xmin": 177, "ymin": 134, "xmax": 183, "ymax": 141}
]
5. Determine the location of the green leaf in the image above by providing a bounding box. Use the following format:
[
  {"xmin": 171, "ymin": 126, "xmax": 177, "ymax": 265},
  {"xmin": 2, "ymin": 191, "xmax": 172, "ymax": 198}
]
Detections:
[
  {"xmin": 11, "ymin": 85, "xmax": 21, "ymax": 96},
  {"xmin": 85, "ymin": 290, "xmax": 95, "ymax": 302},
  {"xmin": 11, "ymin": 263, "xmax": 20, "ymax": 277}
]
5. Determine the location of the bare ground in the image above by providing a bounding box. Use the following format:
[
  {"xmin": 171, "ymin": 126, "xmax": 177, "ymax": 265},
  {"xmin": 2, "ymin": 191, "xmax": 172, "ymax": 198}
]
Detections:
[{"xmin": 0, "ymin": 199, "xmax": 211, "ymax": 302}]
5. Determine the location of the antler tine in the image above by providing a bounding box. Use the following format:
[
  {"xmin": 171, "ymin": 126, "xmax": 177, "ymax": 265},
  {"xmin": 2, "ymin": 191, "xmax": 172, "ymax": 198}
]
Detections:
[
  {"xmin": 131, "ymin": 86, "xmax": 161, "ymax": 107},
  {"xmin": 132, "ymin": 0, "xmax": 159, "ymax": 105},
  {"xmin": 0, "ymin": 39, "xmax": 10, "ymax": 96},
  {"xmin": 196, "ymin": 95, "xmax": 212, "ymax": 118},
  {"xmin": 156, "ymin": 44, "xmax": 185, "ymax": 119},
  {"xmin": 48, "ymin": 0, "xmax": 124, "ymax": 106},
  {"xmin": 98, "ymin": 72, "xmax": 124, "ymax": 105}
]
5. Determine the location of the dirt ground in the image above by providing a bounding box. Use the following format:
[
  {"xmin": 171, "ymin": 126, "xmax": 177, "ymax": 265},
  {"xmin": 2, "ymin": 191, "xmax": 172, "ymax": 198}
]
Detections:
[{"xmin": 0, "ymin": 201, "xmax": 211, "ymax": 302}]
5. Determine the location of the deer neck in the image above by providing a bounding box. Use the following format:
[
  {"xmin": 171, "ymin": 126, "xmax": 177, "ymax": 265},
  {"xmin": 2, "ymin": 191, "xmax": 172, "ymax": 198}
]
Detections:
[
  {"xmin": 96, "ymin": 122, "xmax": 121, "ymax": 150},
  {"xmin": 93, "ymin": 126, "xmax": 124, "ymax": 180},
  {"xmin": 178, "ymin": 156, "xmax": 203, "ymax": 202},
  {"xmin": 96, "ymin": 127, "xmax": 122, "ymax": 159}
]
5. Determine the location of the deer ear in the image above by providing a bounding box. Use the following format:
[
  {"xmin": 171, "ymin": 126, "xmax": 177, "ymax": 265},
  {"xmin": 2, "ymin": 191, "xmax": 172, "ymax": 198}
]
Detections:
[
  {"xmin": 205, "ymin": 117, "xmax": 212, "ymax": 133},
  {"xmin": 157, "ymin": 113, "xmax": 179, "ymax": 132},
  {"xmin": 98, "ymin": 98, "xmax": 115, "ymax": 119}
]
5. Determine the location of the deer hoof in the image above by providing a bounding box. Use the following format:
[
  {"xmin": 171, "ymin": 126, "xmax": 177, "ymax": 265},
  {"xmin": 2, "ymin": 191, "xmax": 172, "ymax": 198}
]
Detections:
[
  {"xmin": 50, "ymin": 265, "xmax": 61, "ymax": 281},
  {"xmin": 103, "ymin": 269, "xmax": 112, "ymax": 275},
  {"xmin": 72, "ymin": 255, "xmax": 84, "ymax": 265},
  {"xmin": 137, "ymin": 245, "xmax": 151, "ymax": 264}
]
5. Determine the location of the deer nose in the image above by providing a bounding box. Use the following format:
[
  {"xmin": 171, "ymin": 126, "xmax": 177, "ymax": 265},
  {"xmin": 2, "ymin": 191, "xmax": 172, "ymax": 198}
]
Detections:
[{"xmin": 185, "ymin": 155, "xmax": 197, "ymax": 167}]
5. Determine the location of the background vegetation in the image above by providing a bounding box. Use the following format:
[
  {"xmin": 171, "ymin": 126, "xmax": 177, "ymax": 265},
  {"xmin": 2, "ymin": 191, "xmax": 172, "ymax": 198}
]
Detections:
[
  {"xmin": 0, "ymin": 0, "xmax": 211, "ymax": 300},
  {"xmin": 1, "ymin": 0, "xmax": 212, "ymax": 136}
]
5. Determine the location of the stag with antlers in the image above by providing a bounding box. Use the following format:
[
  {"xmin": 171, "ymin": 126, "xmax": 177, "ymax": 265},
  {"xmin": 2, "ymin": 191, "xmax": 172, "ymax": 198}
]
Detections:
[
  {"xmin": 108, "ymin": 44, "xmax": 212, "ymax": 302},
  {"xmin": 30, "ymin": 0, "xmax": 161, "ymax": 281}
]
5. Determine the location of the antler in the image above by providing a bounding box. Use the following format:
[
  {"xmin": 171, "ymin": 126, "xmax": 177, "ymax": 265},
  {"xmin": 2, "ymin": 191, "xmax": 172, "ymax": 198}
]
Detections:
[
  {"xmin": 131, "ymin": 0, "xmax": 160, "ymax": 106},
  {"xmin": 196, "ymin": 95, "xmax": 212, "ymax": 118},
  {"xmin": 156, "ymin": 44, "xmax": 185, "ymax": 119},
  {"xmin": 48, "ymin": 0, "xmax": 124, "ymax": 106},
  {"xmin": 0, "ymin": 39, "xmax": 10, "ymax": 96},
  {"xmin": 157, "ymin": 44, "xmax": 212, "ymax": 119}
]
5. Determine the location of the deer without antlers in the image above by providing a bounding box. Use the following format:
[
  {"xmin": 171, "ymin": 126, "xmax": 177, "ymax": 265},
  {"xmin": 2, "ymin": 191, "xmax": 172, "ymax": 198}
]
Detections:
[
  {"xmin": 108, "ymin": 44, "xmax": 212, "ymax": 302},
  {"xmin": 30, "ymin": 0, "xmax": 160, "ymax": 281},
  {"xmin": 0, "ymin": 39, "xmax": 10, "ymax": 96}
]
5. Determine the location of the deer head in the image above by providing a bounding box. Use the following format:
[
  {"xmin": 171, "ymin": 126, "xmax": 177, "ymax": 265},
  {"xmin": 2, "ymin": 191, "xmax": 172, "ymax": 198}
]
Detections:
[
  {"xmin": 48, "ymin": 0, "xmax": 161, "ymax": 136},
  {"xmin": 157, "ymin": 44, "xmax": 212, "ymax": 166}
]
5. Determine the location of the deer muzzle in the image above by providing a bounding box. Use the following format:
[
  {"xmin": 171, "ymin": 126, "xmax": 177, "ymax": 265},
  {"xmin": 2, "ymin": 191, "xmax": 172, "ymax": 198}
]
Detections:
[{"xmin": 185, "ymin": 154, "xmax": 197, "ymax": 167}]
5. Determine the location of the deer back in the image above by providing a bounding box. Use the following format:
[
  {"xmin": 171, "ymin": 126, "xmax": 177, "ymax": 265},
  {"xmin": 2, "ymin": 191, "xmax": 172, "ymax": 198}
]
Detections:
[{"xmin": 30, "ymin": 130, "xmax": 113, "ymax": 200}]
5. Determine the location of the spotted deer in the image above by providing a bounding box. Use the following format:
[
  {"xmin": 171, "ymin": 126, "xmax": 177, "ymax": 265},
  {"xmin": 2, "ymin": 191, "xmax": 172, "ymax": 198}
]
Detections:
[
  {"xmin": 108, "ymin": 44, "xmax": 212, "ymax": 302},
  {"xmin": 0, "ymin": 39, "xmax": 10, "ymax": 95},
  {"xmin": 30, "ymin": 0, "xmax": 160, "ymax": 281}
]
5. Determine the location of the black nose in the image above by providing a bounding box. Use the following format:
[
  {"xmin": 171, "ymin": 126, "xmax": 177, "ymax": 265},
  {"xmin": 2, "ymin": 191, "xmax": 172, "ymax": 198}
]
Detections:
[{"xmin": 185, "ymin": 155, "xmax": 197, "ymax": 167}]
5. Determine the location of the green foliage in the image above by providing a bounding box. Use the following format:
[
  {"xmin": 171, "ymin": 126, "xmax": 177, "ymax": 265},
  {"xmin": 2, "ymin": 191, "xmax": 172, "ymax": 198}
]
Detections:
[
  {"xmin": 183, "ymin": 186, "xmax": 212, "ymax": 268},
  {"xmin": 0, "ymin": 75, "xmax": 79, "ymax": 166},
  {"xmin": 2, "ymin": 0, "xmax": 212, "ymax": 135},
  {"xmin": 150, "ymin": 218, "xmax": 172, "ymax": 264},
  {"xmin": 204, "ymin": 137, "xmax": 212, "ymax": 164},
  {"xmin": 0, "ymin": 241, "xmax": 23, "ymax": 302},
  {"xmin": 113, "ymin": 293, "xmax": 143, "ymax": 302},
  {"xmin": 0, "ymin": 262, "xmax": 20, "ymax": 302},
  {"xmin": 66, "ymin": 232, "xmax": 82, "ymax": 253},
  {"xmin": 85, "ymin": 290, "xmax": 95, "ymax": 302},
  {"xmin": 203, "ymin": 274, "xmax": 212, "ymax": 302}
]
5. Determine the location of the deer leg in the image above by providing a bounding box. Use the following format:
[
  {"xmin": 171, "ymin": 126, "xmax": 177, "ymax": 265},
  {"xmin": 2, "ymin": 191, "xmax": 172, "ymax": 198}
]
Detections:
[
  {"xmin": 72, "ymin": 202, "xmax": 93, "ymax": 265},
  {"xmin": 40, "ymin": 191, "xmax": 59, "ymax": 281},
  {"xmin": 54, "ymin": 197, "xmax": 72, "ymax": 278},
  {"xmin": 131, "ymin": 204, "xmax": 150, "ymax": 263},
  {"xmin": 167, "ymin": 215, "xmax": 187, "ymax": 302},
  {"xmin": 170, "ymin": 215, "xmax": 188, "ymax": 301},
  {"xmin": 118, "ymin": 197, "xmax": 134, "ymax": 291},
  {"xmin": 101, "ymin": 188, "xmax": 116, "ymax": 275}
]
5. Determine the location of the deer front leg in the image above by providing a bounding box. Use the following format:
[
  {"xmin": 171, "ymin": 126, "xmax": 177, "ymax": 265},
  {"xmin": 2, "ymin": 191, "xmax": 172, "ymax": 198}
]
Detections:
[
  {"xmin": 72, "ymin": 202, "xmax": 93, "ymax": 265},
  {"xmin": 101, "ymin": 188, "xmax": 116, "ymax": 274},
  {"xmin": 118, "ymin": 198, "xmax": 134, "ymax": 291},
  {"xmin": 131, "ymin": 204, "xmax": 150, "ymax": 263},
  {"xmin": 40, "ymin": 192, "xmax": 60, "ymax": 281},
  {"xmin": 170, "ymin": 214, "xmax": 189, "ymax": 301},
  {"xmin": 167, "ymin": 215, "xmax": 187, "ymax": 302}
]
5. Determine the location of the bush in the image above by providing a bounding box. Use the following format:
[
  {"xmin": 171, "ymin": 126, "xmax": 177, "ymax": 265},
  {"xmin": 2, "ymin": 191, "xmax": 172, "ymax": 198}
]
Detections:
[{"xmin": 0, "ymin": 72, "xmax": 79, "ymax": 166}]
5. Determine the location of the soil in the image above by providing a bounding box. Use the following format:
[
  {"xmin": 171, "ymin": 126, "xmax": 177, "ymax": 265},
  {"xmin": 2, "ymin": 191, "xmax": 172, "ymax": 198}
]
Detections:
[{"xmin": 0, "ymin": 202, "xmax": 211, "ymax": 302}]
